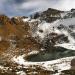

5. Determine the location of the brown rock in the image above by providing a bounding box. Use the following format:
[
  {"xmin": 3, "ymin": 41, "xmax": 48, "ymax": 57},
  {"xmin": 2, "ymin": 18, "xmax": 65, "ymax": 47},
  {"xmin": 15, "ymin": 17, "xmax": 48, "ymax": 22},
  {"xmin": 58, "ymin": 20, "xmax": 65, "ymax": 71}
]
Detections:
[{"xmin": 71, "ymin": 58, "xmax": 75, "ymax": 70}]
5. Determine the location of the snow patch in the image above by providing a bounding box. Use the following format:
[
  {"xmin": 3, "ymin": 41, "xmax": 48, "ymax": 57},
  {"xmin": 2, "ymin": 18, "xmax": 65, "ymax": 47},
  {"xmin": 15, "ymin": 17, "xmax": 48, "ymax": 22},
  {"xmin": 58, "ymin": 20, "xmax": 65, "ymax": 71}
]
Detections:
[
  {"xmin": 55, "ymin": 43, "xmax": 75, "ymax": 50},
  {"xmin": 13, "ymin": 55, "xmax": 26, "ymax": 65},
  {"xmin": 27, "ymin": 51, "xmax": 39, "ymax": 56},
  {"xmin": 22, "ymin": 18, "xmax": 30, "ymax": 22},
  {"xmin": 16, "ymin": 71, "xmax": 26, "ymax": 75}
]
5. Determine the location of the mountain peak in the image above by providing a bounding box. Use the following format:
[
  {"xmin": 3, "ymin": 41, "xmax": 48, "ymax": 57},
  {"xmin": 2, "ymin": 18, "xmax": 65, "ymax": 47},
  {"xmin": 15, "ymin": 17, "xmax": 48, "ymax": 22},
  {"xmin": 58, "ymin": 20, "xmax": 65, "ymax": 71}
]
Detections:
[{"xmin": 31, "ymin": 8, "xmax": 64, "ymax": 22}]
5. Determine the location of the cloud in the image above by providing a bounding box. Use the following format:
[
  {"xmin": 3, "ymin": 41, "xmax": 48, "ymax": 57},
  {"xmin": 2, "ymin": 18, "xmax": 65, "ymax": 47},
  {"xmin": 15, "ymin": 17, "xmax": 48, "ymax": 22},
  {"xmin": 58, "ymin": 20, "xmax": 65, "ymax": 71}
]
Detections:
[
  {"xmin": 0, "ymin": 0, "xmax": 75, "ymax": 16},
  {"xmin": 57, "ymin": 0, "xmax": 75, "ymax": 10},
  {"xmin": 12, "ymin": 0, "xmax": 26, "ymax": 4},
  {"xmin": 15, "ymin": 0, "xmax": 58, "ymax": 15}
]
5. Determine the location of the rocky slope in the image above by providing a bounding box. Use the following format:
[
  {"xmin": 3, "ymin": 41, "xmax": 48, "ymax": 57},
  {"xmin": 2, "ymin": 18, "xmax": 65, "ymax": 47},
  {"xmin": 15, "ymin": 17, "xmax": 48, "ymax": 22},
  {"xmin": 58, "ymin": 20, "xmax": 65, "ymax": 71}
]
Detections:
[{"xmin": 0, "ymin": 14, "xmax": 42, "ymax": 63}]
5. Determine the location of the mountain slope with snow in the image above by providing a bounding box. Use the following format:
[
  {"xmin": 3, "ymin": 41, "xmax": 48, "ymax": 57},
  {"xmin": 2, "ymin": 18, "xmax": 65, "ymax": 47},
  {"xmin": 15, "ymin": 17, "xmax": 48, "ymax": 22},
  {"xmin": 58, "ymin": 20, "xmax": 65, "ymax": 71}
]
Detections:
[
  {"xmin": 0, "ymin": 8, "xmax": 75, "ymax": 75},
  {"xmin": 31, "ymin": 10, "xmax": 75, "ymax": 50}
]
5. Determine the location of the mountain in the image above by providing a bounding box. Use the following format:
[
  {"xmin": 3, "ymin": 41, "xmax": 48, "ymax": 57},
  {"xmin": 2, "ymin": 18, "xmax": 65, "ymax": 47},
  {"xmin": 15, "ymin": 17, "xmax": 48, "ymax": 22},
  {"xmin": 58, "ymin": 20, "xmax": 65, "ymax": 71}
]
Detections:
[{"xmin": 0, "ymin": 8, "xmax": 75, "ymax": 75}]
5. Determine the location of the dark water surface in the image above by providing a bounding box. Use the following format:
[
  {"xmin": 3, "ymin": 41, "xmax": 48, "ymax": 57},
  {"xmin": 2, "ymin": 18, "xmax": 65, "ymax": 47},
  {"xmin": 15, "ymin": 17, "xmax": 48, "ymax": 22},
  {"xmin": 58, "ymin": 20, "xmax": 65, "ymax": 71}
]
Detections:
[{"xmin": 26, "ymin": 47, "xmax": 75, "ymax": 62}]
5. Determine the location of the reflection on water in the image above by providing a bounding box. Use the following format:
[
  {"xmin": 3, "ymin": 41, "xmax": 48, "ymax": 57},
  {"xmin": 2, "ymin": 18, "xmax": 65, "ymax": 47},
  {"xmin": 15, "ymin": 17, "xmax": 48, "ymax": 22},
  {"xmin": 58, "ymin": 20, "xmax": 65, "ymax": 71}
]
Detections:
[{"xmin": 26, "ymin": 47, "xmax": 75, "ymax": 62}]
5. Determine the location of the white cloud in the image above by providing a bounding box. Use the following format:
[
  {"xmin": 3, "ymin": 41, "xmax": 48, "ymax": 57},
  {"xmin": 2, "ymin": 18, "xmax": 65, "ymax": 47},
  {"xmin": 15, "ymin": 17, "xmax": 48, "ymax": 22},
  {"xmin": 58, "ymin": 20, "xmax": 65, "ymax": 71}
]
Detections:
[
  {"xmin": 53, "ymin": 0, "xmax": 75, "ymax": 10},
  {"xmin": 0, "ymin": 0, "xmax": 75, "ymax": 16},
  {"xmin": 16, "ymin": 0, "xmax": 56, "ymax": 14},
  {"xmin": 16, "ymin": 0, "xmax": 75, "ymax": 15}
]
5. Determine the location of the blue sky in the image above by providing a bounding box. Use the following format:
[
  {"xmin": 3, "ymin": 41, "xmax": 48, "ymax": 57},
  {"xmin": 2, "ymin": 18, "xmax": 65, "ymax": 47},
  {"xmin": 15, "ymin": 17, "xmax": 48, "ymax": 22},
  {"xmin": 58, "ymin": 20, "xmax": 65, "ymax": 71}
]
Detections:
[{"xmin": 0, "ymin": 0, "xmax": 75, "ymax": 16}]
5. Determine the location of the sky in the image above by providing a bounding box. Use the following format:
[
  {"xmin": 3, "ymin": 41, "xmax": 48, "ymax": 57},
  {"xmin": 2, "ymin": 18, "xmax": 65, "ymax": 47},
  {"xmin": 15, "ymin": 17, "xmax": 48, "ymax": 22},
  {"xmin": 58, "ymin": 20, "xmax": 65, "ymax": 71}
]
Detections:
[{"xmin": 0, "ymin": 0, "xmax": 75, "ymax": 16}]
